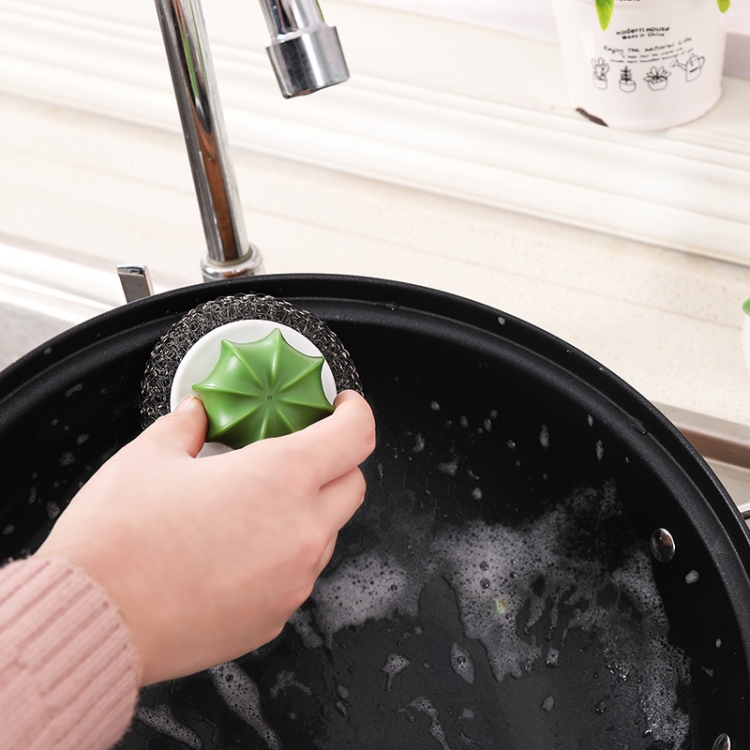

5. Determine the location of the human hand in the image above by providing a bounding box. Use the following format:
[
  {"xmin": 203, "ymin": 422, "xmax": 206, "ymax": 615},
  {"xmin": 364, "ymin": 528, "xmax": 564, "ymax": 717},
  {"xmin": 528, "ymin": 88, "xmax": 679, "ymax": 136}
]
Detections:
[{"xmin": 35, "ymin": 390, "xmax": 375, "ymax": 685}]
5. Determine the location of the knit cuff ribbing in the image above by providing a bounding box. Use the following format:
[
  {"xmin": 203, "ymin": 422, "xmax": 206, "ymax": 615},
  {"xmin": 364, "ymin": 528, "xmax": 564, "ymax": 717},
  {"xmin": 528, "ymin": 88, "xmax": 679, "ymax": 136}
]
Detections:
[{"xmin": 0, "ymin": 557, "xmax": 140, "ymax": 750}]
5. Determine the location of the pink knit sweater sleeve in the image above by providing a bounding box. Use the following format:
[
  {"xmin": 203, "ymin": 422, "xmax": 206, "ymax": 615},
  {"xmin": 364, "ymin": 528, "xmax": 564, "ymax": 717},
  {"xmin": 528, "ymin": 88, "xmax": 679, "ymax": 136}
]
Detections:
[{"xmin": 0, "ymin": 557, "xmax": 140, "ymax": 750}]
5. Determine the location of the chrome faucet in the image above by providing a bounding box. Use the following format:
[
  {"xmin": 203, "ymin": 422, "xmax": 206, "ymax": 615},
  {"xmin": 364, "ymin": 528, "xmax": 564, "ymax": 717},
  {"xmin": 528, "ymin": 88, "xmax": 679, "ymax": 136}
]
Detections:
[{"xmin": 154, "ymin": 0, "xmax": 349, "ymax": 282}]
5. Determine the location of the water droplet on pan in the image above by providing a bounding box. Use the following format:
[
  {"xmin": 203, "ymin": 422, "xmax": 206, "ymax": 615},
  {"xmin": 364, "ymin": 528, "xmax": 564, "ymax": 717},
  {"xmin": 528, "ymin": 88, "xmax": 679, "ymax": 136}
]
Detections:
[
  {"xmin": 630, "ymin": 418, "xmax": 648, "ymax": 435},
  {"xmin": 65, "ymin": 383, "xmax": 83, "ymax": 398},
  {"xmin": 438, "ymin": 457, "xmax": 459, "ymax": 476},
  {"xmin": 381, "ymin": 653, "xmax": 411, "ymax": 691},
  {"xmin": 539, "ymin": 424, "xmax": 550, "ymax": 449},
  {"xmin": 450, "ymin": 643, "xmax": 475, "ymax": 684},
  {"xmin": 336, "ymin": 684, "xmax": 350, "ymax": 700},
  {"xmin": 595, "ymin": 440, "xmax": 605, "ymax": 463}
]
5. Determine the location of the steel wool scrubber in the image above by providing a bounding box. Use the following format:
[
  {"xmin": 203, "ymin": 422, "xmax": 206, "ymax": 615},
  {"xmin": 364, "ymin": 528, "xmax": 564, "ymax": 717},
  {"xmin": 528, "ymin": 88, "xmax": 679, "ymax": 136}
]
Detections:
[{"xmin": 141, "ymin": 293, "xmax": 362, "ymax": 449}]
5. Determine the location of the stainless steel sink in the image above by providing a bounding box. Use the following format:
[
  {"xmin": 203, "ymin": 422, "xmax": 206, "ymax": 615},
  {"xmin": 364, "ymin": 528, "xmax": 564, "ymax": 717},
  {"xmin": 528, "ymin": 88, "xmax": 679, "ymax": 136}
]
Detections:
[
  {"xmin": 0, "ymin": 301, "xmax": 70, "ymax": 369},
  {"xmin": 657, "ymin": 403, "xmax": 750, "ymax": 515},
  {"xmin": 0, "ymin": 235, "xmax": 120, "ymax": 369}
]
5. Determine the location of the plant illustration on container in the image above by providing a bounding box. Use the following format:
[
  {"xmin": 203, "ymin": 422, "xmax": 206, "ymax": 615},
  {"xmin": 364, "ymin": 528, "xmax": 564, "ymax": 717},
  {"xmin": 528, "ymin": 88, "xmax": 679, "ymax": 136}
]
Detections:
[
  {"xmin": 592, "ymin": 57, "xmax": 609, "ymax": 89},
  {"xmin": 644, "ymin": 66, "xmax": 671, "ymax": 91},
  {"xmin": 673, "ymin": 53, "xmax": 706, "ymax": 82},
  {"xmin": 553, "ymin": 0, "xmax": 729, "ymax": 129},
  {"xmin": 619, "ymin": 66, "xmax": 636, "ymax": 92},
  {"xmin": 595, "ymin": 0, "xmax": 730, "ymax": 30}
]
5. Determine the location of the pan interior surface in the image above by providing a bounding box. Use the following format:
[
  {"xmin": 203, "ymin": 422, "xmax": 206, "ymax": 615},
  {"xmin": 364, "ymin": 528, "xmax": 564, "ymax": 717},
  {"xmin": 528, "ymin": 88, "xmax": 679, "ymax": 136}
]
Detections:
[{"xmin": 0, "ymin": 276, "xmax": 747, "ymax": 750}]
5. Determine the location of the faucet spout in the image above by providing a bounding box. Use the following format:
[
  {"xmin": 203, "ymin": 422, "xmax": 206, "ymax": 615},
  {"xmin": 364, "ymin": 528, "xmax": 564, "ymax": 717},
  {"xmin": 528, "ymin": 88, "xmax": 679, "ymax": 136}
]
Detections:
[
  {"xmin": 154, "ymin": 0, "xmax": 349, "ymax": 281},
  {"xmin": 260, "ymin": 0, "xmax": 350, "ymax": 97}
]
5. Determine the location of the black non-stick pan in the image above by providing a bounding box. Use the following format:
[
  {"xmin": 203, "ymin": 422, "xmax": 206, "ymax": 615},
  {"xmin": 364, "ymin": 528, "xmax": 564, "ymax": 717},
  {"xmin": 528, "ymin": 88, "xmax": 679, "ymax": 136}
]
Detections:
[{"xmin": 0, "ymin": 275, "xmax": 748, "ymax": 750}]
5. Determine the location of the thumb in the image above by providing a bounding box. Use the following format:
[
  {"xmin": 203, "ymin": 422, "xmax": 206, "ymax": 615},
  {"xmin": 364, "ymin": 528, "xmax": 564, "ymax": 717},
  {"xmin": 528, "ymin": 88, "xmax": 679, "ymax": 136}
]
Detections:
[{"xmin": 141, "ymin": 395, "xmax": 208, "ymax": 458}]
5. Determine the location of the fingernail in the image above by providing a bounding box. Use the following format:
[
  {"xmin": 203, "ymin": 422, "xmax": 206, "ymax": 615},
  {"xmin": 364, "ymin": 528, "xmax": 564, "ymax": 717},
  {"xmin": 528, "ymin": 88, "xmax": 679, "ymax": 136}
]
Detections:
[{"xmin": 174, "ymin": 394, "xmax": 200, "ymax": 413}]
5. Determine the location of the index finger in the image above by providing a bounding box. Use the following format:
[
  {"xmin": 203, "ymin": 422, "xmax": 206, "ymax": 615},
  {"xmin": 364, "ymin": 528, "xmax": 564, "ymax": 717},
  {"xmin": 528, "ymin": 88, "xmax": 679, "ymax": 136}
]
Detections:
[{"xmin": 280, "ymin": 390, "xmax": 376, "ymax": 485}]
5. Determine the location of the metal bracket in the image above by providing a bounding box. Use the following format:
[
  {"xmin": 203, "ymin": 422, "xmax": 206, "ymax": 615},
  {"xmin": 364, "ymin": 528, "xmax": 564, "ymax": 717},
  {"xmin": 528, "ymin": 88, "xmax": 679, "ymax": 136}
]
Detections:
[{"xmin": 117, "ymin": 264, "xmax": 155, "ymax": 303}]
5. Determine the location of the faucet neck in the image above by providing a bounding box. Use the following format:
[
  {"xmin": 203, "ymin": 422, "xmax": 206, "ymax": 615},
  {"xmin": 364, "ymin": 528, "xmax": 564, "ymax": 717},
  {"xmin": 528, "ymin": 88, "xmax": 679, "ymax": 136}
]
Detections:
[
  {"xmin": 155, "ymin": 0, "xmax": 348, "ymax": 280},
  {"xmin": 155, "ymin": 0, "xmax": 259, "ymax": 280}
]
